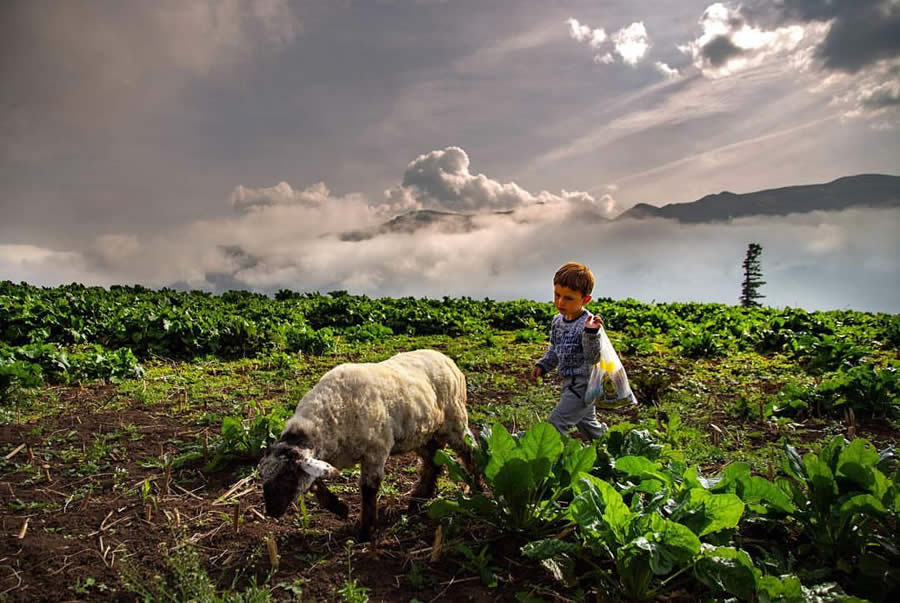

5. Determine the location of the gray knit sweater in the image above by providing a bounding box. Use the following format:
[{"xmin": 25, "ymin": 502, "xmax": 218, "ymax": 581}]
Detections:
[{"xmin": 536, "ymin": 311, "xmax": 602, "ymax": 378}]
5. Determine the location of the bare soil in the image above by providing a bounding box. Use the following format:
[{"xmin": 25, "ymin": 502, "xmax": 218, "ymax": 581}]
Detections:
[{"xmin": 0, "ymin": 386, "xmax": 563, "ymax": 602}]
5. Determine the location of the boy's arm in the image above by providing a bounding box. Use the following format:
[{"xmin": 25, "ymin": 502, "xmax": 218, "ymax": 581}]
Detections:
[
  {"xmin": 582, "ymin": 313, "xmax": 604, "ymax": 364},
  {"xmin": 535, "ymin": 316, "xmax": 560, "ymax": 374}
]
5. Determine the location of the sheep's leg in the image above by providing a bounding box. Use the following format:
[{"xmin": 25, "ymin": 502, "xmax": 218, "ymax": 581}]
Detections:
[
  {"xmin": 359, "ymin": 462, "xmax": 383, "ymax": 542},
  {"xmin": 448, "ymin": 430, "xmax": 482, "ymax": 492},
  {"xmin": 311, "ymin": 481, "xmax": 348, "ymax": 519},
  {"xmin": 408, "ymin": 438, "xmax": 443, "ymax": 511}
]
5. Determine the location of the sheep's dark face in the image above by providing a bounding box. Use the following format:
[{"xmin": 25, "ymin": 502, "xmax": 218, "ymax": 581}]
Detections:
[
  {"xmin": 259, "ymin": 443, "xmax": 309, "ymax": 518},
  {"xmin": 259, "ymin": 441, "xmax": 337, "ymax": 518}
]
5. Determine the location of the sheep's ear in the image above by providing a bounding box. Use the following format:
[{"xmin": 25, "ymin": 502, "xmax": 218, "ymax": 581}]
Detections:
[{"xmin": 296, "ymin": 453, "xmax": 338, "ymax": 479}]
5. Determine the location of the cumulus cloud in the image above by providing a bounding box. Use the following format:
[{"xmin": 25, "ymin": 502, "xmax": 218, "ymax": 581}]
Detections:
[
  {"xmin": 384, "ymin": 146, "xmax": 610, "ymax": 218},
  {"xmin": 566, "ymin": 18, "xmax": 607, "ymax": 48},
  {"xmin": 775, "ymin": 0, "xmax": 900, "ymax": 74},
  {"xmin": 679, "ymin": 3, "xmax": 811, "ymax": 78},
  {"xmin": 611, "ymin": 22, "xmax": 650, "ymax": 66},
  {"xmin": 676, "ymin": 2, "xmax": 900, "ymax": 124},
  {"xmin": 566, "ymin": 18, "xmax": 651, "ymax": 68},
  {"xmin": 232, "ymin": 181, "xmax": 348, "ymax": 212},
  {"xmin": 653, "ymin": 61, "xmax": 680, "ymax": 79}
]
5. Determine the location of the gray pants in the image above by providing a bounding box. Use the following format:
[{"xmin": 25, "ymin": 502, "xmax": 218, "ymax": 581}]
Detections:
[{"xmin": 549, "ymin": 375, "xmax": 608, "ymax": 440}]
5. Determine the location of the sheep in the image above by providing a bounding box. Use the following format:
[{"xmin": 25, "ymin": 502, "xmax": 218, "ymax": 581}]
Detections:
[{"xmin": 258, "ymin": 349, "xmax": 474, "ymax": 540}]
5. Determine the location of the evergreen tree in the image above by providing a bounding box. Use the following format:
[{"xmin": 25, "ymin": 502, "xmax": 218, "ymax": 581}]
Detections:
[{"xmin": 740, "ymin": 243, "xmax": 765, "ymax": 307}]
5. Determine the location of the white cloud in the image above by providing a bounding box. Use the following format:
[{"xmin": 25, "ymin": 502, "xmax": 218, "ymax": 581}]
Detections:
[
  {"xmin": 231, "ymin": 181, "xmax": 346, "ymax": 211},
  {"xmin": 654, "ymin": 61, "xmax": 680, "ymax": 79},
  {"xmin": 5, "ymin": 207, "xmax": 897, "ymax": 313},
  {"xmin": 673, "ymin": 4, "xmax": 898, "ymax": 125},
  {"xmin": 612, "ymin": 22, "xmax": 650, "ymax": 66},
  {"xmin": 566, "ymin": 18, "xmax": 650, "ymax": 67},
  {"xmin": 680, "ymin": 3, "xmax": 815, "ymax": 78},
  {"xmin": 566, "ymin": 18, "xmax": 607, "ymax": 48},
  {"xmin": 384, "ymin": 146, "xmax": 610, "ymax": 217},
  {"xmin": 827, "ymin": 58, "xmax": 900, "ymax": 127}
]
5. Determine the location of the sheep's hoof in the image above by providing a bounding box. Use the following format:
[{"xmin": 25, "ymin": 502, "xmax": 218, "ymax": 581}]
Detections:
[
  {"xmin": 358, "ymin": 526, "xmax": 374, "ymax": 542},
  {"xmin": 406, "ymin": 497, "xmax": 428, "ymax": 515},
  {"xmin": 327, "ymin": 500, "xmax": 349, "ymax": 519}
]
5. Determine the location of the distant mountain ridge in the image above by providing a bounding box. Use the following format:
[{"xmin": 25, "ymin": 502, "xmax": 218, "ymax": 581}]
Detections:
[
  {"xmin": 616, "ymin": 174, "xmax": 900, "ymax": 223},
  {"xmin": 339, "ymin": 174, "xmax": 900, "ymax": 240}
]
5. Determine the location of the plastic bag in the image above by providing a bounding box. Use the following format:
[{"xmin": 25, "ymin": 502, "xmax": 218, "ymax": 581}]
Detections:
[{"xmin": 586, "ymin": 327, "xmax": 639, "ymax": 409}]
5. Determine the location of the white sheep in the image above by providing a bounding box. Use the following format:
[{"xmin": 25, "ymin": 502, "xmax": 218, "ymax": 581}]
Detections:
[{"xmin": 258, "ymin": 349, "xmax": 474, "ymax": 539}]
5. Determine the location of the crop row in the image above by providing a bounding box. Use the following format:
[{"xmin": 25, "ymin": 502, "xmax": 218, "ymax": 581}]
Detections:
[
  {"xmin": 431, "ymin": 421, "xmax": 899, "ymax": 601},
  {"xmin": 3, "ymin": 281, "xmax": 896, "ymax": 357},
  {"xmin": 2, "ymin": 282, "xmax": 897, "ymax": 414}
]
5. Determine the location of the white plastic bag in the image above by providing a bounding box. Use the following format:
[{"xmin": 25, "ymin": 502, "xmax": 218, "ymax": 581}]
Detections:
[{"xmin": 586, "ymin": 327, "xmax": 639, "ymax": 409}]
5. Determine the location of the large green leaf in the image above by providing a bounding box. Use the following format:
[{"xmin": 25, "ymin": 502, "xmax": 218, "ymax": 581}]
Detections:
[
  {"xmin": 494, "ymin": 457, "xmax": 536, "ymax": 519},
  {"xmin": 694, "ymin": 545, "xmax": 759, "ymax": 601},
  {"xmin": 561, "ymin": 439, "xmax": 596, "ymax": 484},
  {"xmin": 518, "ymin": 422, "xmax": 563, "ymax": 464},
  {"xmin": 484, "ymin": 422, "xmax": 517, "ymax": 481},
  {"xmin": 434, "ymin": 448, "xmax": 469, "ymax": 483},
  {"xmin": 427, "ymin": 498, "xmax": 461, "ymax": 519},
  {"xmin": 673, "ymin": 488, "xmax": 744, "ymax": 537},
  {"xmin": 820, "ymin": 435, "xmax": 847, "ymax": 472},
  {"xmin": 520, "ymin": 539, "xmax": 580, "ymax": 560},
  {"xmin": 757, "ymin": 574, "xmax": 805, "ymax": 603},
  {"xmin": 614, "ymin": 455, "xmax": 670, "ymax": 485},
  {"xmin": 836, "ymin": 438, "xmax": 880, "ymax": 492},
  {"xmin": 803, "ymin": 453, "xmax": 837, "ymax": 514},
  {"xmin": 571, "ymin": 475, "xmax": 632, "ymax": 544},
  {"xmin": 633, "ymin": 514, "xmax": 701, "ymax": 575},
  {"xmin": 711, "ymin": 462, "xmax": 794, "ymax": 513},
  {"xmin": 839, "ymin": 493, "xmax": 887, "ymax": 518},
  {"xmin": 784, "ymin": 444, "xmax": 806, "ymax": 480}
]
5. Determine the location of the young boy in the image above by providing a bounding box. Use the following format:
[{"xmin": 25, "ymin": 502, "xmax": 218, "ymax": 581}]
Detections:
[{"xmin": 529, "ymin": 262, "xmax": 607, "ymax": 440}]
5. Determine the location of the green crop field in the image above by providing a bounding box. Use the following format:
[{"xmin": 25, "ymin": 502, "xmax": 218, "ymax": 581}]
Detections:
[{"xmin": 1, "ymin": 281, "xmax": 897, "ymax": 601}]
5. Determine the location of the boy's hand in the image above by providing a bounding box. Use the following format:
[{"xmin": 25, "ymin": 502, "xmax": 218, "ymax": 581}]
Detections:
[
  {"xmin": 529, "ymin": 365, "xmax": 544, "ymax": 383},
  {"xmin": 586, "ymin": 314, "xmax": 604, "ymax": 330}
]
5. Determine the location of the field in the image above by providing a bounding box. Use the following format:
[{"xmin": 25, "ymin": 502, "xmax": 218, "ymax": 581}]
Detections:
[{"xmin": 1, "ymin": 283, "xmax": 898, "ymax": 601}]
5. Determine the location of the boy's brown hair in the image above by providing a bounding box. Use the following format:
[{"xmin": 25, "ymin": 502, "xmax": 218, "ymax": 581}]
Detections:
[{"xmin": 554, "ymin": 262, "xmax": 594, "ymax": 297}]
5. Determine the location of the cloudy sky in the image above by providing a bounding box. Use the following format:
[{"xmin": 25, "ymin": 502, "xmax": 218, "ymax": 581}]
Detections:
[{"xmin": 2, "ymin": 0, "xmax": 899, "ymax": 312}]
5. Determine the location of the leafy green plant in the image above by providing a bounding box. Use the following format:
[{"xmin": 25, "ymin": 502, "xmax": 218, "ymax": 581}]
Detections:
[
  {"xmin": 513, "ymin": 328, "xmax": 545, "ymax": 344},
  {"xmin": 0, "ymin": 353, "xmax": 42, "ymax": 404},
  {"xmin": 788, "ymin": 334, "xmax": 868, "ymax": 375},
  {"xmin": 622, "ymin": 336, "xmax": 654, "ymax": 356},
  {"xmin": 205, "ymin": 405, "xmax": 292, "ymax": 472},
  {"xmin": 780, "ymin": 436, "xmax": 899, "ymax": 595},
  {"xmin": 771, "ymin": 381, "xmax": 813, "ymax": 417},
  {"xmin": 120, "ymin": 543, "xmax": 272, "ymax": 602},
  {"xmin": 342, "ymin": 322, "xmax": 393, "ymax": 343},
  {"xmin": 455, "ymin": 543, "xmax": 499, "ymax": 588},
  {"xmin": 569, "ymin": 474, "xmax": 703, "ymax": 599},
  {"xmin": 430, "ymin": 422, "xmax": 596, "ymax": 535},
  {"xmin": 337, "ymin": 540, "xmax": 370, "ymax": 603},
  {"xmin": 816, "ymin": 364, "xmax": 898, "ymax": 417},
  {"xmin": 676, "ymin": 327, "xmax": 727, "ymax": 359}
]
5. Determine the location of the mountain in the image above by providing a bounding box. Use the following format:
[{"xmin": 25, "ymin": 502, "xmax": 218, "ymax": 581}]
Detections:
[
  {"xmin": 339, "ymin": 208, "xmax": 515, "ymax": 241},
  {"xmin": 616, "ymin": 174, "xmax": 900, "ymax": 223}
]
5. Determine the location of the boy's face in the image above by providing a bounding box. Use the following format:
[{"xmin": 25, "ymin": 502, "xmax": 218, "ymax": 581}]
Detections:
[{"xmin": 554, "ymin": 284, "xmax": 591, "ymax": 320}]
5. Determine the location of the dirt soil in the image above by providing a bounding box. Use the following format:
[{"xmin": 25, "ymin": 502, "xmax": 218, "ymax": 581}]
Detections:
[{"xmin": 0, "ymin": 386, "xmax": 565, "ymax": 602}]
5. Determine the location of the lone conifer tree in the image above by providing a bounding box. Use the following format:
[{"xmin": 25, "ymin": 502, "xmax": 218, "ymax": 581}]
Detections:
[{"xmin": 740, "ymin": 243, "xmax": 765, "ymax": 307}]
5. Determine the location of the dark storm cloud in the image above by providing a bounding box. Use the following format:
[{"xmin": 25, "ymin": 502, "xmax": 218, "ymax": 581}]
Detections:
[
  {"xmin": 700, "ymin": 35, "xmax": 744, "ymax": 67},
  {"xmin": 776, "ymin": 0, "xmax": 900, "ymax": 73}
]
